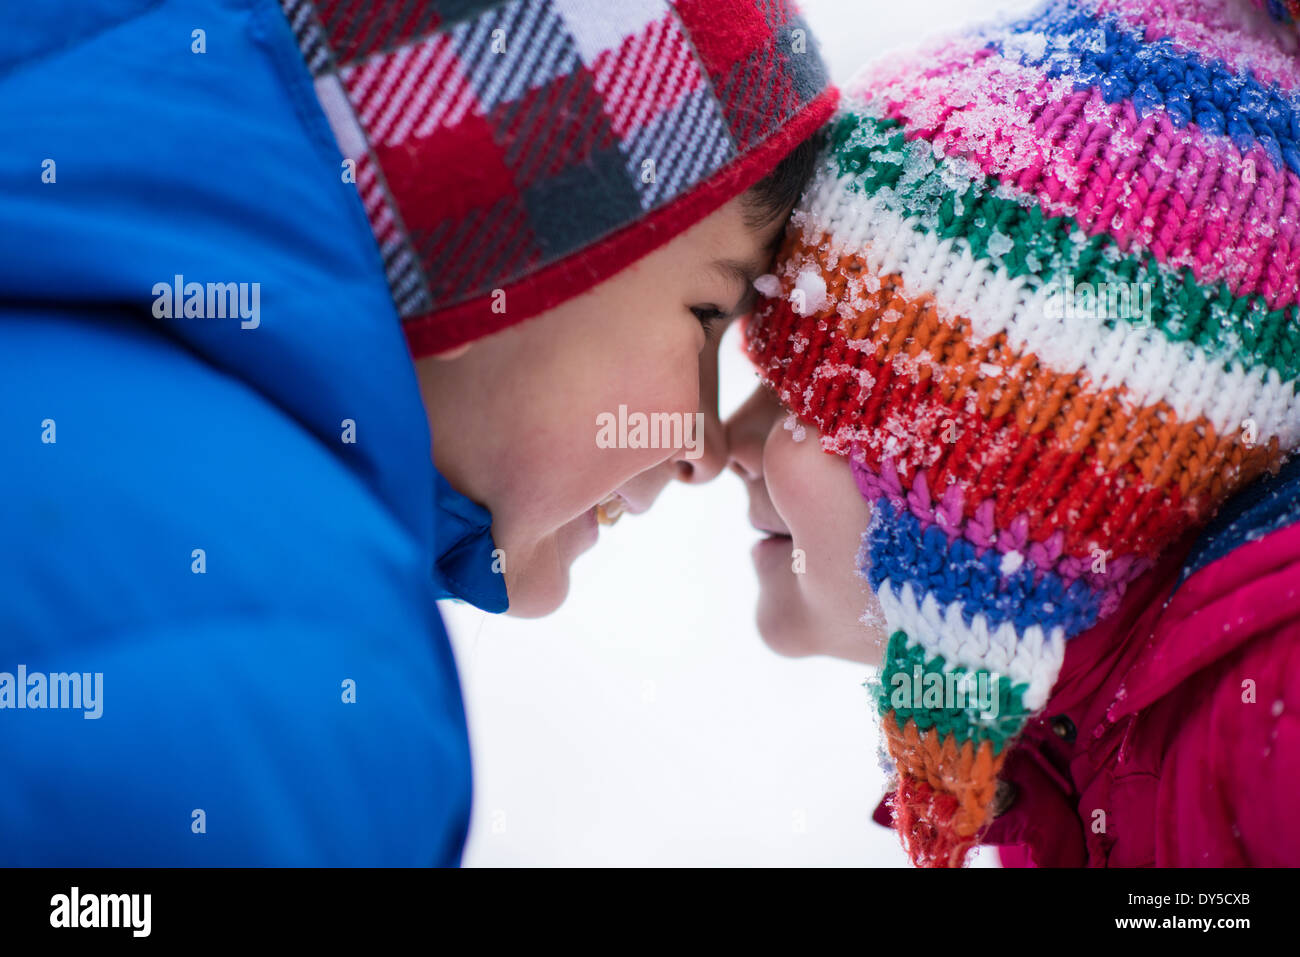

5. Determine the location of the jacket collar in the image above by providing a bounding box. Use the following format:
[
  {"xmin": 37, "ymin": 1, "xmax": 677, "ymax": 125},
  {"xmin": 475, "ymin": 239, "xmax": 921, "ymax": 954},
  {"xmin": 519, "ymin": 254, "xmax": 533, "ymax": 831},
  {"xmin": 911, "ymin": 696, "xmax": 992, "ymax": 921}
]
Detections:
[
  {"xmin": 1108, "ymin": 464, "xmax": 1300, "ymax": 720},
  {"xmin": 431, "ymin": 466, "xmax": 509, "ymax": 613},
  {"xmin": 1017, "ymin": 526, "xmax": 1199, "ymax": 724}
]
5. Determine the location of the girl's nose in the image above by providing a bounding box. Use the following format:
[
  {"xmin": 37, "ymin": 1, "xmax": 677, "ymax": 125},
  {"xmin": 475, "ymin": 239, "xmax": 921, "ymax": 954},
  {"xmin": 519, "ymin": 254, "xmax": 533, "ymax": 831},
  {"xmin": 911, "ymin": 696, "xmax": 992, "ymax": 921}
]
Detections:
[{"xmin": 724, "ymin": 384, "xmax": 782, "ymax": 483}]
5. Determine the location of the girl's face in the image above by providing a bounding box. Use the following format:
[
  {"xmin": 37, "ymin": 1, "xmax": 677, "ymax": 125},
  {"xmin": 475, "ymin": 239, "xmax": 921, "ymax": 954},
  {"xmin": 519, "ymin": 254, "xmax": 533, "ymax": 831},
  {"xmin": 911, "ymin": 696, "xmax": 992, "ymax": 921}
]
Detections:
[
  {"xmin": 724, "ymin": 384, "xmax": 887, "ymax": 665},
  {"xmin": 415, "ymin": 195, "xmax": 783, "ymax": 617}
]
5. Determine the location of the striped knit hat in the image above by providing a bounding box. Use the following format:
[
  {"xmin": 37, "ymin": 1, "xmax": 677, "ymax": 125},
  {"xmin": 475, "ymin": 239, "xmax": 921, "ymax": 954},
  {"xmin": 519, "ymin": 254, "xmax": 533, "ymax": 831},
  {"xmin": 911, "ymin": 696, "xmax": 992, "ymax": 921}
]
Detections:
[
  {"xmin": 279, "ymin": 0, "xmax": 836, "ymax": 357},
  {"xmin": 1260, "ymin": 0, "xmax": 1300, "ymax": 29},
  {"xmin": 745, "ymin": 0, "xmax": 1300, "ymax": 867}
]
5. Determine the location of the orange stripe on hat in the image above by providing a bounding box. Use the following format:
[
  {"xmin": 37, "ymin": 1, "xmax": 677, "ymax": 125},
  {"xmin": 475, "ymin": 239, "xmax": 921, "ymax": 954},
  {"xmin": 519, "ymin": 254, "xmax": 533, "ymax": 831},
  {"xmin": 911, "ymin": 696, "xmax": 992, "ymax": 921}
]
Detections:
[{"xmin": 749, "ymin": 234, "xmax": 1284, "ymax": 560}]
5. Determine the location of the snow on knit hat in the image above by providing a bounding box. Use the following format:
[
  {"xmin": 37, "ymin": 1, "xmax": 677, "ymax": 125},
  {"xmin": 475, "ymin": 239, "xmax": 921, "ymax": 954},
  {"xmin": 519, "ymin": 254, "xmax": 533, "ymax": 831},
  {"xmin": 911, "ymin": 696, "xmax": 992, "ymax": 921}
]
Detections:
[
  {"xmin": 745, "ymin": 0, "xmax": 1300, "ymax": 867},
  {"xmin": 278, "ymin": 0, "xmax": 837, "ymax": 357}
]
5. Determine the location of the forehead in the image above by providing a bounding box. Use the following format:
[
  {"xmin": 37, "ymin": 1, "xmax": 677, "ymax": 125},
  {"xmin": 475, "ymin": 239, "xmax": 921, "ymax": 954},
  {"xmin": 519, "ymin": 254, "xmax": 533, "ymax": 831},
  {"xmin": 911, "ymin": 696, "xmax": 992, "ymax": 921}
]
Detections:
[{"xmin": 688, "ymin": 194, "xmax": 791, "ymax": 270}]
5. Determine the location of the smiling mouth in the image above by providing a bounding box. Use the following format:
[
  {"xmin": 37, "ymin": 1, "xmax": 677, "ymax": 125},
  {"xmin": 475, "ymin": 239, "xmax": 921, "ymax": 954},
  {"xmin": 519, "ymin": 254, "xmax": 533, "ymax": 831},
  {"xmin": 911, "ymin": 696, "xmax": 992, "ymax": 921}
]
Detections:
[{"xmin": 595, "ymin": 492, "xmax": 628, "ymax": 526}]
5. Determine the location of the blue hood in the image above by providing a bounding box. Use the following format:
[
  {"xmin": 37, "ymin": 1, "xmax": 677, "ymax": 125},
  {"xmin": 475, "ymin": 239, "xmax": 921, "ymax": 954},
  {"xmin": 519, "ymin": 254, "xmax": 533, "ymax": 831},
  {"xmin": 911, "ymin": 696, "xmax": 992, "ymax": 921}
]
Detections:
[{"xmin": 0, "ymin": 0, "xmax": 504, "ymax": 864}]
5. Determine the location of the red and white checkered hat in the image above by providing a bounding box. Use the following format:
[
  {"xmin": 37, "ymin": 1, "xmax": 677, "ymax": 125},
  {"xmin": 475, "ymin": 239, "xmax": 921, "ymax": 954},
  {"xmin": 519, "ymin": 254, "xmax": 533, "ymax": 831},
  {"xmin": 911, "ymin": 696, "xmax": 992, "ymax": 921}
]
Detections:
[{"xmin": 279, "ymin": 0, "xmax": 837, "ymax": 356}]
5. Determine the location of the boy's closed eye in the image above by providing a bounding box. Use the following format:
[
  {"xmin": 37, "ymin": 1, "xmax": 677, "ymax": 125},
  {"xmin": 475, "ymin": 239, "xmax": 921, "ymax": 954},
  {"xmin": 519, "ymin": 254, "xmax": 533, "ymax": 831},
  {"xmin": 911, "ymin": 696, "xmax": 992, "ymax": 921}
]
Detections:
[
  {"xmin": 690, "ymin": 305, "xmax": 728, "ymax": 339},
  {"xmin": 690, "ymin": 255, "xmax": 770, "ymax": 338}
]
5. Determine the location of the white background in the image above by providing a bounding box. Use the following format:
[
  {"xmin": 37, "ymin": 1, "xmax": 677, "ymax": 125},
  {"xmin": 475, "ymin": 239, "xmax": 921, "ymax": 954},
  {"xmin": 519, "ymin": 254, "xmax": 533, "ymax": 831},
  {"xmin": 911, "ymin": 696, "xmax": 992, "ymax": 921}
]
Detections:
[{"xmin": 440, "ymin": 0, "xmax": 1042, "ymax": 867}]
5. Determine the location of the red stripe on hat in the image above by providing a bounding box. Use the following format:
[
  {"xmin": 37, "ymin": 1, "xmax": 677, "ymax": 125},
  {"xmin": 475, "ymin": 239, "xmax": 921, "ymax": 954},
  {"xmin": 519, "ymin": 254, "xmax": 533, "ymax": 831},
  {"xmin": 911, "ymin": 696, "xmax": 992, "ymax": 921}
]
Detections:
[
  {"xmin": 592, "ymin": 13, "xmax": 703, "ymax": 138},
  {"xmin": 401, "ymin": 86, "xmax": 838, "ymax": 357}
]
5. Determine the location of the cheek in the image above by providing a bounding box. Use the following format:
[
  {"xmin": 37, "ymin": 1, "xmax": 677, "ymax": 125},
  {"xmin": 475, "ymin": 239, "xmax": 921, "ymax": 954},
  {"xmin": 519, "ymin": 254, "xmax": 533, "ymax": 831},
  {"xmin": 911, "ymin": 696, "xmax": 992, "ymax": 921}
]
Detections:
[
  {"xmin": 763, "ymin": 425, "xmax": 873, "ymax": 593},
  {"xmin": 496, "ymin": 303, "xmax": 702, "ymax": 539},
  {"xmin": 587, "ymin": 307, "xmax": 704, "ymax": 464},
  {"xmin": 763, "ymin": 425, "xmax": 832, "ymax": 552}
]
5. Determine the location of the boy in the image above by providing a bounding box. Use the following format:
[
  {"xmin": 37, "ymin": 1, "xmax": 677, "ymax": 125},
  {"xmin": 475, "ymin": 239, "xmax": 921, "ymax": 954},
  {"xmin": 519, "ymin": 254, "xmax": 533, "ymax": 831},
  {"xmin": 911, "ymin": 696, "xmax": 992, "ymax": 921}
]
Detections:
[
  {"xmin": 0, "ymin": 0, "xmax": 833, "ymax": 864},
  {"xmin": 724, "ymin": 0, "xmax": 1300, "ymax": 866}
]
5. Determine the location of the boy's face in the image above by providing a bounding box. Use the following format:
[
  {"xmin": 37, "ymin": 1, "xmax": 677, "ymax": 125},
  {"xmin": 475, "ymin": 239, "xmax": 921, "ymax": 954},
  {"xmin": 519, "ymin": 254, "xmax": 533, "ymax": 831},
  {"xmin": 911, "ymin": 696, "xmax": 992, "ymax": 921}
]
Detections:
[
  {"xmin": 724, "ymin": 384, "xmax": 887, "ymax": 665},
  {"xmin": 416, "ymin": 194, "xmax": 784, "ymax": 617}
]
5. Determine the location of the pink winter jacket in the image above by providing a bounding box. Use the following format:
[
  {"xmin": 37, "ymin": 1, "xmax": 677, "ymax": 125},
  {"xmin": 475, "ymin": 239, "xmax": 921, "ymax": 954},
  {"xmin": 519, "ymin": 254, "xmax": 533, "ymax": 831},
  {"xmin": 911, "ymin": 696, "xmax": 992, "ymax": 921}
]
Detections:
[{"xmin": 874, "ymin": 457, "xmax": 1300, "ymax": 866}]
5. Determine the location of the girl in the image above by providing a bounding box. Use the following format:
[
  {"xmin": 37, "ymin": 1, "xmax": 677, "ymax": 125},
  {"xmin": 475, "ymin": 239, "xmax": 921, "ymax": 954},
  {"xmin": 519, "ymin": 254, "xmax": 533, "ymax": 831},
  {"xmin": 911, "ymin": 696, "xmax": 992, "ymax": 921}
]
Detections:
[{"xmin": 726, "ymin": 0, "xmax": 1300, "ymax": 866}]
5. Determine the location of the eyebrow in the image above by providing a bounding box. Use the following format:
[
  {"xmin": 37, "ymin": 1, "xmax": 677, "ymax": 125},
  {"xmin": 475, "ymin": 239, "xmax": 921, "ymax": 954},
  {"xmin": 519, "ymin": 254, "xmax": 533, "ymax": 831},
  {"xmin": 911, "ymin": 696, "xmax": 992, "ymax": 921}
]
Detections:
[{"xmin": 709, "ymin": 257, "xmax": 767, "ymax": 318}]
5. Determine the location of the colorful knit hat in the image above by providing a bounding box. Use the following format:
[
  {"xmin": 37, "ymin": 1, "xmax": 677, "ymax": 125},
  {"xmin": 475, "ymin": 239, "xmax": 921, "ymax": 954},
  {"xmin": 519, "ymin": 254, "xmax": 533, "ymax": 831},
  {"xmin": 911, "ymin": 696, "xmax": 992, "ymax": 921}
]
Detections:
[
  {"xmin": 1258, "ymin": 0, "xmax": 1300, "ymax": 30},
  {"xmin": 278, "ymin": 0, "xmax": 837, "ymax": 357},
  {"xmin": 745, "ymin": 0, "xmax": 1300, "ymax": 867}
]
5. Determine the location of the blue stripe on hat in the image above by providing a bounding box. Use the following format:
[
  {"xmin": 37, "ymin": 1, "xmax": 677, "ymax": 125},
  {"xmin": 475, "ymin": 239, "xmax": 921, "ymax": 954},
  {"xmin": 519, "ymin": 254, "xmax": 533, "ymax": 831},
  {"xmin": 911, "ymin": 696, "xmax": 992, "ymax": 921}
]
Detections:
[
  {"xmin": 864, "ymin": 498, "xmax": 1102, "ymax": 636},
  {"xmin": 991, "ymin": 3, "xmax": 1300, "ymax": 176}
]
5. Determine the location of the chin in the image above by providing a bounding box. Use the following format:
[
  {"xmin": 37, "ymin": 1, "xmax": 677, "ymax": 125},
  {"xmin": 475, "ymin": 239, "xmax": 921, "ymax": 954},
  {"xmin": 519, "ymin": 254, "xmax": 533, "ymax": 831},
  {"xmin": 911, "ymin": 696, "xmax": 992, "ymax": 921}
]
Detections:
[
  {"xmin": 754, "ymin": 592, "xmax": 816, "ymax": 659},
  {"xmin": 502, "ymin": 566, "xmax": 571, "ymax": 618},
  {"xmin": 752, "ymin": 542, "xmax": 814, "ymax": 656},
  {"xmin": 494, "ymin": 512, "xmax": 601, "ymax": 617},
  {"xmin": 500, "ymin": 532, "xmax": 581, "ymax": 618}
]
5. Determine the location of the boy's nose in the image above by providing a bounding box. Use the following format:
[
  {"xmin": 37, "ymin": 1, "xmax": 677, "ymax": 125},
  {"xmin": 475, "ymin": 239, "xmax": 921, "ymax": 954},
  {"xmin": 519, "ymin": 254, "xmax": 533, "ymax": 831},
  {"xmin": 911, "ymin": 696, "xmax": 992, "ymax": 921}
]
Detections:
[
  {"xmin": 671, "ymin": 333, "xmax": 728, "ymax": 485},
  {"xmin": 672, "ymin": 409, "xmax": 727, "ymax": 484}
]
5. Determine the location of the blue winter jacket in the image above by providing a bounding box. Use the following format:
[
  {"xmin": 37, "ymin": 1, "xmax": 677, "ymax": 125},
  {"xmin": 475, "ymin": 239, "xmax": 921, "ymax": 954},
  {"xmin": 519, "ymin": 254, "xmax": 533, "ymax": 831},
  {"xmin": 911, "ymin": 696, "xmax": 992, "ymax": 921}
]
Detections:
[{"xmin": 0, "ymin": 0, "xmax": 507, "ymax": 865}]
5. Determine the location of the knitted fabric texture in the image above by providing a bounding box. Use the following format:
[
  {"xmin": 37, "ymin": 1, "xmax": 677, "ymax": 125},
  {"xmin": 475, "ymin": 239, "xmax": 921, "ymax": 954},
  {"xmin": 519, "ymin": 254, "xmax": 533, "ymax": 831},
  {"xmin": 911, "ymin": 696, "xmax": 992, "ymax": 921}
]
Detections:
[
  {"xmin": 1258, "ymin": 0, "xmax": 1300, "ymax": 29},
  {"xmin": 745, "ymin": 0, "xmax": 1300, "ymax": 867},
  {"xmin": 278, "ymin": 0, "xmax": 836, "ymax": 357}
]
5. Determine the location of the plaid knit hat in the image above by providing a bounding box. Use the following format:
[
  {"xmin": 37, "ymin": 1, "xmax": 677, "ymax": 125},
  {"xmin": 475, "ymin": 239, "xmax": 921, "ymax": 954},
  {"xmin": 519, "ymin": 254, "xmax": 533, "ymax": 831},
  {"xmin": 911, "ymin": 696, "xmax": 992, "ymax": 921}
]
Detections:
[
  {"xmin": 278, "ymin": 0, "xmax": 837, "ymax": 357},
  {"xmin": 745, "ymin": 0, "xmax": 1300, "ymax": 867}
]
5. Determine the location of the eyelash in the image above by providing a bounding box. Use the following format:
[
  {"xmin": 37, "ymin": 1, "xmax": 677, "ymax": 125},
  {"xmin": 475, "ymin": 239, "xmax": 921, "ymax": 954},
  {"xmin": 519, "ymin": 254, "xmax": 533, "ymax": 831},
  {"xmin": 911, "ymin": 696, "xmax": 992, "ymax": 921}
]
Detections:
[{"xmin": 691, "ymin": 305, "xmax": 725, "ymax": 337}]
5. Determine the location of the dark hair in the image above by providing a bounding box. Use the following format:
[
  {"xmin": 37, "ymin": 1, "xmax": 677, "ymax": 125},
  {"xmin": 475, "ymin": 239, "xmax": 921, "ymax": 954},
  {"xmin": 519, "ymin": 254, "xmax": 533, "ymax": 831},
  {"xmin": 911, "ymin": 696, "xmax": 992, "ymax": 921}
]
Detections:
[{"xmin": 740, "ymin": 127, "xmax": 827, "ymax": 231}]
